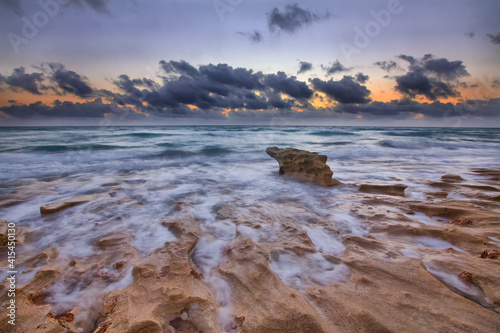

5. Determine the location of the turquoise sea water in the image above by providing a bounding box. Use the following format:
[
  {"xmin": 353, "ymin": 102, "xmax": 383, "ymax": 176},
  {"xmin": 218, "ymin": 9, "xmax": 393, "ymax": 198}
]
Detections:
[
  {"xmin": 1, "ymin": 125, "xmax": 499, "ymax": 252},
  {"xmin": 1, "ymin": 125, "xmax": 499, "ymax": 235},
  {"xmin": 1, "ymin": 126, "xmax": 499, "ymax": 181}
]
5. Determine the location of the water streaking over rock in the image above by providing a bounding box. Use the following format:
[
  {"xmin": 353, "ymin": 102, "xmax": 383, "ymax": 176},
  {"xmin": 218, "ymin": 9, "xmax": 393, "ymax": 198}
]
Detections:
[{"xmin": 0, "ymin": 126, "xmax": 500, "ymax": 332}]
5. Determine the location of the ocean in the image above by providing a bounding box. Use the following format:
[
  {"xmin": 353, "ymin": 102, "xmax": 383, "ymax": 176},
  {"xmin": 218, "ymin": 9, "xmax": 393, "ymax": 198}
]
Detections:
[
  {"xmin": 1, "ymin": 126, "xmax": 499, "ymax": 329},
  {"xmin": 1, "ymin": 125, "xmax": 499, "ymax": 252}
]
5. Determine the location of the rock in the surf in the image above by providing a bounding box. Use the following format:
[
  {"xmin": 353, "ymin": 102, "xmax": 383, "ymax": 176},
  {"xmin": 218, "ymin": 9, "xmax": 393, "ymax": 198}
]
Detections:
[
  {"xmin": 266, "ymin": 147, "xmax": 336, "ymax": 186},
  {"xmin": 40, "ymin": 192, "xmax": 111, "ymax": 214}
]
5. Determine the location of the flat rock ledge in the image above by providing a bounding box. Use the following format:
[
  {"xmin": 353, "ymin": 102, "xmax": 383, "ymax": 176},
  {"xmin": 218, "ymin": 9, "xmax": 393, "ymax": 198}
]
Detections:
[
  {"xmin": 40, "ymin": 192, "xmax": 111, "ymax": 214},
  {"xmin": 359, "ymin": 184, "xmax": 408, "ymax": 197},
  {"xmin": 266, "ymin": 147, "xmax": 337, "ymax": 186}
]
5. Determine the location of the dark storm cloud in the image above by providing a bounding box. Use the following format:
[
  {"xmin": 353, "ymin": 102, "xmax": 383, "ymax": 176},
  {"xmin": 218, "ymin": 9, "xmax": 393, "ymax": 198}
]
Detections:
[
  {"xmin": 336, "ymin": 99, "xmax": 450, "ymax": 118},
  {"xmin": 487, "ymin": 33, "xmax": 500, "ymax": 45},
  {"xmin": 465, "ymin": 32, "xmax": 475, "ymax": 39},
  {"xmin": 397, "ymin": 54, "xmax": 469, "ymax": 80},
  {"xmin": 114, "ymin": 74, "xmax": 157, "ymax": 92},
  {"xmin": 68, "ymin": 0, "xmax": 111, "ymax": 14},
  {"xmin": 250, "ymin": 31, "xmax": 263, "ymax": 42},
  {"xmin": 335, "ymin": 98, "xmax": 500, "ymax": 120},
  {"xmin": 160, "ymin": 60, "xmax": 200, "ymax": 78},
  {"xmin": 268, "ymin": 97, "xmax": 292, "ymax": 109},
  {"xmin": 0, "ymin": 0, "xmax": 23, "ymax": 15},
  {"xmin": 268, "ymin": 3, "xmax": 329, "ymax": 34},
  {"xmin": 238, "ymin": 30, "xmax": 263, "ymax": 43},
  {"xmin": 264, "ymin": 72, "xmax": 313, "ymax": 99},
  {"xmin": 0, "ymin": 0, "xmax": 112, "ymax": 15},
  {"xmin": 311, "ymin": 76, "xmax": 371, "ymax": 104},
  {"xmin": 82, "ymin": 0, "xmax": 110, "ymax": 13},
  {"xmin": 0, "ymin": 67, "xmax": 45, "ymax": 95},
  {"xmin": 0, "ymin": 98, "xmax": 120, "ymax": 119},
  {"xmin": 354, "ymin": 73, "xmax": 369, "ymax": 84},
  {"xmin": 107, "ymin": 60, "xmax": 304, "ymax": 114},
  {"xmin": 393, "ymin": 54, "xmax": 469, "ymax": 101},
  {"xmin": 198, "ymin": 63, "xmax": 264, "ymax": 90},
  {"xmin": 145, "ymin": 77, "xmax": 215, "ymax": 109},
  {"xmin": 395, "ymin": 70, "xmax": 459, "ymax": 100},
  {"xmin": 397, "ymin": 54, "xmax": 417, "ymax": 65},
  {"xmin": 322, "ymin": 60, "xmax": 351, "ymax": 76},
  {"xmin": 297, "ymin": 61, "xmax": 313, "ymax": 74},
  {"xmin": 374, "ymin": 60, "xmax": 398, "ymax": 72},
  {"xmin": 422, "ymin": 58, "xmax": 469, "ymax": 80},
  {"xmin": 15, "ymin": 60, "xmax": 300, "ymax": 106},
  {"xmin": 112, "ymin": 74, "xmax": 157, "ymax": 106},
  {"xmin": 45, "ymin": 63, "xmax": 94, "ymax": 98}
]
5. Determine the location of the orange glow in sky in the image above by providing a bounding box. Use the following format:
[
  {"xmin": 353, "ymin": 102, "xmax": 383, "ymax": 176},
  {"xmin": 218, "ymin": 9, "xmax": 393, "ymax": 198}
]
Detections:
[{"xmin": 0, "ymin": 91, "xmax": 87, "ymax": 107}]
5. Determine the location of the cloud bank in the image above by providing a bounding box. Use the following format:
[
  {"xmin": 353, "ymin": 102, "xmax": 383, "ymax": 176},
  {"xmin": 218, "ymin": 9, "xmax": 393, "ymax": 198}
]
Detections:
[{"xmin": 0, "ymin": 56, "xmax": 498, "ymax": 124}]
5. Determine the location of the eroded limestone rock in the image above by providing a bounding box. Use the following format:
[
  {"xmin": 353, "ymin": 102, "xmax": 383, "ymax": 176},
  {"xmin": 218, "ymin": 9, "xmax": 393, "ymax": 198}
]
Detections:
[{"xmin": 266, "ymin": 147, "xmax": 336, "ymax": 186}]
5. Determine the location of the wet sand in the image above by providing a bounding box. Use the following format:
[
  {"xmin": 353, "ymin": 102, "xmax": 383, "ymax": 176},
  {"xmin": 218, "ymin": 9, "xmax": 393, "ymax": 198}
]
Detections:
[{"xmin": 1, "ymin": 168, "xmax": 500, "ymax": 332}]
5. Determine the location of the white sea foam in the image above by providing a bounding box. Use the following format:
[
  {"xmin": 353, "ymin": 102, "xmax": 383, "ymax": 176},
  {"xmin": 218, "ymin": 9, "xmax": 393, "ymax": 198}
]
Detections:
[
  {"xmin": 328, "ymin": 211, "xmax": 367, "ymax": 236},
  {"xmin": 405, "ymin": 211, "xmax": 447, "ymax": 226},
  {"xmin": 269, "ymin": 249, "xmax": 350, "ymax": 289},
  {"xmin": 202, "ymin": 220, "xmax": 237, "ymax": 241},
  {"xmin": 446, "ymin": 192, "xmax": 467, "ymax": 199},
  {"xmin": 489, "ymin": 236, "xmax": 500, "ymax": 243},
  {"xmin": 131, "ymin": 221, "xmax": 177, "ymax": 253},
  {"xmin": 190, "ymin": 235, "xmax": 227, "ymax": 275},
  {"xmin": 424, "ymin": 261, "xmax": 493, "ymax": 310},
  {"xmin": 305, "ymin": 227, "xmax": 345, "ymax": 256},
  {"xmin": 43, "ymin": 264, "xmax": 134, "ymax": 333},
  {"xmin": 411, "ymin": 236, "xmax": 464, "ymax": 252},
  {"xmin": 384, "ymin": 235, "xmax": 464, "ymax": 252},
  {"xmin": 190, "ymin": 235, "xmax": 234, "ymax": 329},
  {"xmin": 103, "ymin": 267, "xmax": 134, "ymax": 292},
  {"xmin": 16, "ymin": 268, "xmax": 40, "ymax": 288},
  {"xmin": 399, "ymin": 247, "xmax": 421, "ymax": 259},
  {"xmin": 237, "ymin": 224, "xmax": 282, "ymax": 243}
]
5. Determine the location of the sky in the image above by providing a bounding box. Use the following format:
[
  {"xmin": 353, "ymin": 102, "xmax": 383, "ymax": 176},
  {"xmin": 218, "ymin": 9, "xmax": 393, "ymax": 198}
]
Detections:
[{"xmin": 0, "ymin": 0, "xmax": 499, "ymax": 126}]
